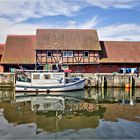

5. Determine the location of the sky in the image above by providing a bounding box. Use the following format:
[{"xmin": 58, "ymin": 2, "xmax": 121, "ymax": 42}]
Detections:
[{"xmin": 0, "ymin": 0, "xmax": 140, "ymax": 43}]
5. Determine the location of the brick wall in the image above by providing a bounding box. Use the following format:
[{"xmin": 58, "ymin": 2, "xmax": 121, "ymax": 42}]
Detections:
[{"xmin": 70, "ymin": 64, "xmax": 139, "ymax": 73}]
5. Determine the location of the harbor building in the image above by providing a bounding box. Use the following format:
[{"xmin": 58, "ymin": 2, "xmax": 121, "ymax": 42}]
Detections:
[
  {"xmin": 99, "ymin": 41, "xmax": 140, "ymax": 73},
  {"xmin": 1, "ymin": 35, "xmax": 36, "ymax": 71},
  {"xmin": 0, "ymin": 29, "xmax": 140, "ymax": 73}
]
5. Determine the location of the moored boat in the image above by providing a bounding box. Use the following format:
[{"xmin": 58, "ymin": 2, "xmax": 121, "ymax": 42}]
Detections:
[{"xmin": 15, "ymin": 70, "xmax": 85, "ymax": 92}]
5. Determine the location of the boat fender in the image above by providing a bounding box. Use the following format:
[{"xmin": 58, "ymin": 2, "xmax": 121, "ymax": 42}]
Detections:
[{"xmin": 46, "ymin": 89, "xmax": 50, "ymax": 94}]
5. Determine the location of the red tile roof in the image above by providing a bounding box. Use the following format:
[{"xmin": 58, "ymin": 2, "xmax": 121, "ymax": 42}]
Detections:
[
  {"xmin": 36, "ymin": 29, "xmax": 101, "ymax": 50},
  {"xmin": 1, "ymin": 35, "xmax": 36, "ymax": 64},
  {"xmin": 0, "ymin": 44, "xmax": 4, "ymax": 55},
  {"xmin": 100, "ymin": 41, "xmax": 140, "ymax": 63}
]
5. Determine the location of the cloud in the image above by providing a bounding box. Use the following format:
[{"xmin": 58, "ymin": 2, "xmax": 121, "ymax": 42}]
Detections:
[
  {"xmin": 0, "ymin": 18, "xmax": 52, "ymax": 42},
  {"xmin": 0, "ymin": 0, "xmax": 139, "ymax": 42},
  {"xmin": 66, "ymin": 16, "xmax": 98, "ymax": 29},
  {"xmin": 0, "ymin": 0, "xmax": 82, "ymax": 23},
  {"xmin": 0, "ymin": 16, "xmax": 98, "ymax": 42},
  {"xmin": 84, "ymin": 0, "xmax": 140, "ymax": 9},
  {"xmin": 0, "ymin": 16, "xmax": 140, "ymax": 43},
  {"xmin": 97, "ymin": 24, "xmax": 140, "ymax": 41},
  {"xmin": 65, "ymin": 19, "xmax": 140, "ymax": 41},
  {"xmin": 0, "ymin": 0, "xmax": 83, "ymax": 42},
  {"xmin": 0, "ymin": 0, "xmax": 139, "ymax": 24}
]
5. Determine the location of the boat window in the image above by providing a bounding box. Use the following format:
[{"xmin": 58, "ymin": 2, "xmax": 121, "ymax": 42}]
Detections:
[
  {"xmin": 33, "ymin": 74, "xmax": 40, "ymax": 80},
  {"xmin": 43, "ymin": 74, "xmax": 51, "ymax": 79}
]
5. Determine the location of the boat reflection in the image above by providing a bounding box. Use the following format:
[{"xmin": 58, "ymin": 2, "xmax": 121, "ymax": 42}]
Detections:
[
  {"xmin": 31, "ymin": 96, "xmax": 65, "ymax": 112},
  {"xmin": 15, "ymin": 91, "xmax": 101, "ymax": 115}
]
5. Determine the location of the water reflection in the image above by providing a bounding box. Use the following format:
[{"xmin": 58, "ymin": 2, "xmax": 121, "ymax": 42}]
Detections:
[
  {"xmin": 0, "ymin": 88, "xmax": 15, "ymax": 102},
  {"xmin": 84, "ymin": 88, "xmax": 140, "ymax": 105},
  {"xmin": 0, "ymin": 88, "xmax": 140, "ymax": 139}
]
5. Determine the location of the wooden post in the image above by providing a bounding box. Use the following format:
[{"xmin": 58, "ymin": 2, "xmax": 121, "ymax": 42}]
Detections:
[
  {"xmin": 130, "ymin": 75, "xmax": 133, "ymax": 88},
  {"xmin": 101, "ymin": 86, "xmax": 104, "ymax": 99},
  {"xmin": 96, "ymin": 74, "xmax": 99, "ymax": 88},
  {"xmin": 101, "ymin": 76, "xmax": 104, "ymax": 88},
  {"xmin": 13, "ymin": 73, "xmax": 15, "ymax": 87}
]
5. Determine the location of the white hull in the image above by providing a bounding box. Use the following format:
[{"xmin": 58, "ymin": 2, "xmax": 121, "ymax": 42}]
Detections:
[{"xmin": 16, "ymin": 79, "xmax": 85, "ymax": 92}]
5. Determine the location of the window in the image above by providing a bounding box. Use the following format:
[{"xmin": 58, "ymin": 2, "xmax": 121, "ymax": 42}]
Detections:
[
  {"xmin": 63, "ymin": 51, "xmax": 73, "ymax": 57},
  {"xmin": 63, "ymin": 51, "xmax": 67, "ymax": 57},
  {"xmin": 84, "ymin": 51, "xmax": 89, "ymax": 57},
  {"xmin": 33, "ymin": 74, "xmax": 40, "ymax": 80},
  {"xmin": 43, "ymin": 74, "xmax": 51, "ymax": 79},
  {"xmin": 68, "ymin": 51, "xmax": 73, "ymax": 57},
  {"xmin": 52, "ymin": 64, "xmax": 58, "ymax": 70},
  {"xmin": 43, "ymin": 103, "xmax": 51, "ymax": 108},
  {"xmin": 47, "ymin": 51, "xmax": 52, "ymax": 57}
]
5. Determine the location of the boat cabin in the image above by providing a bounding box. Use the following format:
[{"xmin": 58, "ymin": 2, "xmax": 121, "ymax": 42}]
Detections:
[
  {"xmin": 16, "ymin": 70, "xmax": 66, "ymax": 85},
  {"xmin": 31, "ymin": 72, "xmax": 65, "ymax": 85}
]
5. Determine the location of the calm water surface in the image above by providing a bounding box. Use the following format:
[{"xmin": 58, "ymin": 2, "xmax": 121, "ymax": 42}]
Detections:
[{"xmin": 0, "ymin": 88, "xmax": 140, "ymax": 139}]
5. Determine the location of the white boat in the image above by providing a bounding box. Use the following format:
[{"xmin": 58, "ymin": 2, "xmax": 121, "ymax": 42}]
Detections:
[{"xmin": 15, "ymin": 71, "xmax": 85, "ymax": 92}]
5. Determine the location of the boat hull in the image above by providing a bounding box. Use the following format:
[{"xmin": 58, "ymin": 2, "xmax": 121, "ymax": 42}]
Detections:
[{"xmin": 16, "ymin": 79, "xmax": 85, "ymax": 92}]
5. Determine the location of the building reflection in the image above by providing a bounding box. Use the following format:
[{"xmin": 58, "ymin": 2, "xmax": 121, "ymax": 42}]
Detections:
[
  {"xmin": 84, "ymin": 87, "xmax": 140, "ymax": 123},
  {"xmin": 0, "ymin": 88, "xmax": 140, "ymax": 133}
]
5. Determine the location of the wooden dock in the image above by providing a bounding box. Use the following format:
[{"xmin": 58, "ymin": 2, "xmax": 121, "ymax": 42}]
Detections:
[
  {"xmin": 0, "ymin": 72, "xmax": 140, "ymax": 89},
  {"xmin": 0, "ymin": 73, "xmax": 15, "ymax": 88},
  {"xmin": 70, "ymin": 73, "xmax": 140, "ymax": 88}
]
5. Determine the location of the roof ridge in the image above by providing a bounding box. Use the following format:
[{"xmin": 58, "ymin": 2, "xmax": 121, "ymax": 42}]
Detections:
[
  {"xmin": 101, "ymin": 40, "xmax": 140, "ymax": 43},
  {"xmin": 37, "ymin": 29, "xmax": 97, "ymax": 31},
  {"xmin": 7, "ymin": 35, "xmax": 35, "ymax": 37}
]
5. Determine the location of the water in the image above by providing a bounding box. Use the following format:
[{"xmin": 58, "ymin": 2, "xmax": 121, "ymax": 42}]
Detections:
[{"xmin": 0, "ymin": 88, "xmax": 140, "ymax": 139}]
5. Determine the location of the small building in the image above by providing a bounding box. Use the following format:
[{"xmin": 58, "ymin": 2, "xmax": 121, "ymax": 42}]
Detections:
[
  {"xmin": 1, "ymin": 35, "xmax": 36, "ymax": 72},
  {"xmin": 99, "ymin": 41, "xmax": 140, "ymax": 73}
]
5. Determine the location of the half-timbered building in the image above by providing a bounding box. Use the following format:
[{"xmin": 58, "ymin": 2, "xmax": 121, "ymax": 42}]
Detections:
[{"xmin": 36, "ymin": 29, "xmax": 101, "ymax": 72}]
